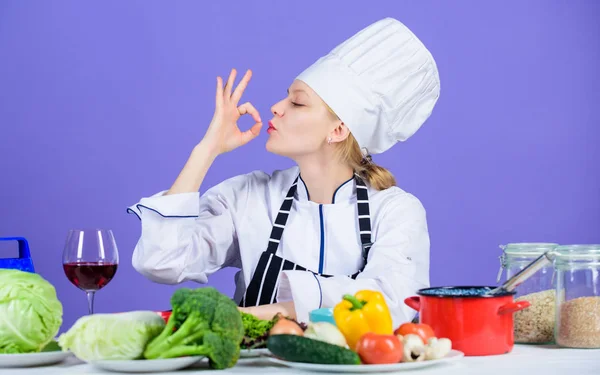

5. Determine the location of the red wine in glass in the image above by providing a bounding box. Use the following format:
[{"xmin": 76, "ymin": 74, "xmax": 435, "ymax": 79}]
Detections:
[
  {"xmin": 63, "ymin": 262, "xmax": 118, "ymax": 291},
  {"xmin": 62, "ymin": 229, "xmax": 119, "ymax": 314}
]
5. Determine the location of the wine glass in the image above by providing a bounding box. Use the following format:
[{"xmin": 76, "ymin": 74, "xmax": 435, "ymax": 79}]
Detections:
[{"xmin": 62, "ymin": 229, "xmax": 119, "ymax": 314}]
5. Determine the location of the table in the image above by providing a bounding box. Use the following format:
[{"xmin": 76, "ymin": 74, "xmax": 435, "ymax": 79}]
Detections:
[{"xmin": 3, "ymin": 345, "xmax": 599, "ymax": 375}]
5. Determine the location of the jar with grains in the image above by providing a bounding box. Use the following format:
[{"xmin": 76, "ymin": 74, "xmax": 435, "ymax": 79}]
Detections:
[
  {"xmin": 553, "ymin": 244, "xmax": 600, "ymax": 349},
  {"xmin": 497, "ymin": 243, "xmax": 558, "ymax": 344}
]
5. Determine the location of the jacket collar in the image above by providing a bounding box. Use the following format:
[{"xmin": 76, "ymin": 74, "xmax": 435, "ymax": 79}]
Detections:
[{"xmin": 295, "ymin": 174, "xmax": 356, "ymax": 204}]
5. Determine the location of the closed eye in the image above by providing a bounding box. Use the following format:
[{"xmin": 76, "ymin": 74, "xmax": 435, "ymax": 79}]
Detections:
[{"xmin": 291, "ymin": 102, "xmax": 305, "ymax": 107}]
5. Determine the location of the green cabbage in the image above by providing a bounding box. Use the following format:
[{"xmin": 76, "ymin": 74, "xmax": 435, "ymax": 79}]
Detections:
[
  {"xmin": 58, "ymin": 311, "xmax": 166, "ymax": 361},
  {"xmin": 0, "ymin": 269, "xmax": 63, "ymax": 354}
]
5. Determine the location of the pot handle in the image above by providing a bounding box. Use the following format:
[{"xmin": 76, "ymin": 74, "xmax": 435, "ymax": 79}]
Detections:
[
  {"xmin": 498, "ymin": 300, "xmax": 530, "ymax": 315},
  {"xmin": 404, "ymin": 296, "xmax": 421, "ymax": 311}
]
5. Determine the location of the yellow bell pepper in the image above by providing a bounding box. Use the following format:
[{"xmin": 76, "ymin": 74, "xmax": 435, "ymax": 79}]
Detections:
[{"xmin": 333, "ymin": 290, "xmax": 394, "ymax": 351}]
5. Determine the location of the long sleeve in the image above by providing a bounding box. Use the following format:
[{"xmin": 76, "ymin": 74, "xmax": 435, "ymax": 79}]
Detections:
[
  {"xmin": 127, "ymin": 171, "xmax": 267, "ymax": 285},
  {"xmin": 277, "ymin": 192, "xmax": 430, "ymax": 326}
]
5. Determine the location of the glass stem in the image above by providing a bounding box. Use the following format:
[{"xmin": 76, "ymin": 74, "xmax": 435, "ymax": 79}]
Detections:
[{"xmin": 86, "ymin": 291, "xmax": 95, "ymax": 315}]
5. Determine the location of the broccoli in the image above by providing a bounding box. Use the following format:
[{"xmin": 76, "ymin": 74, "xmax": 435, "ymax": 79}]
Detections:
[{"xmin": 143, "ymin": 287, "xmax": 244, "ymax": 369}]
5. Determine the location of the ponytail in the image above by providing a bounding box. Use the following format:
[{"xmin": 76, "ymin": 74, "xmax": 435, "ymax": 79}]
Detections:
[
  {"xmin": 324, "ymin": 103, "xmax": 396, "ymax": 190},
  {"xmin": 337, "ymin": 135, "xmax": 396, "ymax": 191}
]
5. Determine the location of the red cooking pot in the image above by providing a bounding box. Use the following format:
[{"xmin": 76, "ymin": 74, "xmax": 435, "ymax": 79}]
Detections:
[
  {"xmin": 404, "ymin": 286, "xmax": 530, "ymax": 356},
  {"xmin": 157, "ymin": 310, "xmax": 171, "ymax": 323}
]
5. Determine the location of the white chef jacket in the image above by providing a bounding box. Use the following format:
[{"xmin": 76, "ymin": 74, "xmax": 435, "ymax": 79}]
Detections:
[{"xmin": 127, "ymin": 166, "xmax": 430, "ymax": 325}]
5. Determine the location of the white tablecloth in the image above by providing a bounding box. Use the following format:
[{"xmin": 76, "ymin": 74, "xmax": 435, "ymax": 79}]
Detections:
[{"xmin": 2, "ymin": 345, "xmax": 599, "ymax": 375}]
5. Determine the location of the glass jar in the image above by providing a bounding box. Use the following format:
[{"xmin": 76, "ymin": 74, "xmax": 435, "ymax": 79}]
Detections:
[
  {"xmin": 553, "ymin": 244, "xmax": 600, "ymax": 348},
  {"xmin": 497, "ymin": 243, "xmax": 558, "ymax": 344}
]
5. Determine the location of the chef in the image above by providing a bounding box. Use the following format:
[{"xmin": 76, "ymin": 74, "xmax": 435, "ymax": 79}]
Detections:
[{"xmin": 127, "ymin": 17, "xmax": 440, "ymax": 326}]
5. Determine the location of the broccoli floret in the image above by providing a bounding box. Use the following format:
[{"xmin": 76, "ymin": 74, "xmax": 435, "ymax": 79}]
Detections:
[{"xmin": 143, "ymin": 287, "xmax": 244, "ymax": 369}]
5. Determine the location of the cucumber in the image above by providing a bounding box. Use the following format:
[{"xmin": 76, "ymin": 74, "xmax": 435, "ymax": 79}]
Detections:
[{"xmin": 267, "ymin": 334, "xmax": 361, "ymax": 365}]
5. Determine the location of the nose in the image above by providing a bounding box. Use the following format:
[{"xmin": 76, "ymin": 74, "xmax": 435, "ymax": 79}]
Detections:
[{"xmin": 271, "ymin": 100, "xmax": 285, "ymax": 117}]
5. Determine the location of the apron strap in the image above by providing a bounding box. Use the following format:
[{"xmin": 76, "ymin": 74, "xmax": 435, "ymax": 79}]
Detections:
[
  {"xmin": 354, "ymin": 175, "xmax": 372, "ymax": 271},
  {"xmin": 265, "ymin": 176, "xmax": 298, "ymax": 255}
]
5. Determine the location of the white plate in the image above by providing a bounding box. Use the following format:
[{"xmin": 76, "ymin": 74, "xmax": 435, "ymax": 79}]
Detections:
[
  {"xmin": 239, "ymin": 348, "xmax": 271, "ymax": 358},
  {"xmin": 89, "ymin": 356, "xmax": 203, "ymax": 373},
  {"xmin": 0, "ymin": 351, "xmax": 72, "ymax": 368},
  {"xmin": 268, "ymin": 349, "xmax": 464, "ymax": 373}
]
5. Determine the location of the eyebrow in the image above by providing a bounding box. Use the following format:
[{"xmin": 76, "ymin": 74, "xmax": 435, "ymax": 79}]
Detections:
[{"xmin": 287, "ymin": 88, "xmax": 308, "ymax": 95}]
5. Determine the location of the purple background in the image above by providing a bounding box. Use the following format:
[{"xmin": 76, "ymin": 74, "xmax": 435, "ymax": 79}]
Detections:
[{"xmin": 1, "ymin": 1, "xmax": 599, "ymax": 332}]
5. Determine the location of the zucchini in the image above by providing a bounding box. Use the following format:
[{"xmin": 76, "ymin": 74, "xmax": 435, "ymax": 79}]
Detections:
[{"xmin": 267, "ymin": 334, "xmax": 361, "ymax": 365}]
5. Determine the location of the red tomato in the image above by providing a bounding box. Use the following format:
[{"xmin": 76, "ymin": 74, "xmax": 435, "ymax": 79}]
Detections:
[
  {"xmin": 394, "ymin": 323, "xmax": 435, "ymax": 344},
  {"xmin": 356, "ymin": 333, "xmax": 403, "ymax": 364}
]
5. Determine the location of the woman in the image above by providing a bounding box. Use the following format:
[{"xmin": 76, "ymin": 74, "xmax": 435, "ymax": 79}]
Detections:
[{"xmin": 128, "ymin": 17, "xmax": 440, "ymax": 326}]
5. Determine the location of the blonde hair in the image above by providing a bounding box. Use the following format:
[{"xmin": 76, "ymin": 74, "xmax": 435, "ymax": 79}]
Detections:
[{"xmin": 325, "ymin": 105, "xmax": 396, "ymax": 190}]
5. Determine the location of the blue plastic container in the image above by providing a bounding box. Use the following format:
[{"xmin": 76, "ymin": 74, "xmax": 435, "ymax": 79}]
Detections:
[
  {"xmin": 309, "ymin": 307, "xmax": 336, "ymax": 326},
  {"xmin": 0, "ymin": 237, "xmax": 35, "ymax": 273}
]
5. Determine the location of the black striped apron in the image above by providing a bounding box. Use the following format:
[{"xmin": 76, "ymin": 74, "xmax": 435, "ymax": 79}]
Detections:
[{"xmin": 239, "ymin": 173, "xmax": 373, "ymax": 307}]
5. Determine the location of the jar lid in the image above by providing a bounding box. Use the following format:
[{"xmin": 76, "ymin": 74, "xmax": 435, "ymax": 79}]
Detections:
[
  {"xmin": 500, "ymin": 242, "xmax": 559, "ymax": 256},
  {"xmin": 553, "ymin": 244, "xmax": 600, "ymax": 260}
]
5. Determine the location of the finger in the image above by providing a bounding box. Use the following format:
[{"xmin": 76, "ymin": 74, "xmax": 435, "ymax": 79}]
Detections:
[
  {"xmin": 231, "ymin": 69, "xmax": 252, "ymax": 105},
  {"xmin": 237, "ymin": 102, "xmax": 262, "ymax": 124},
  {"xmin": 224, "ymin": 68, "xmax": 237, "ymax": 99},
  {"xmin": 240, "ymin": 122, "xmax": 263, "ymax": 145},
  {"xmin": 215, "ymin": 76, "xmax": 224, "ymax": 109}
]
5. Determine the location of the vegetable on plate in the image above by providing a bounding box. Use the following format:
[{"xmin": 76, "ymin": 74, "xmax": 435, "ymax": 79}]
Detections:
[
  {"xmin": 0, "ymin": 269, "xmax": 63, "ymax": 354},
  {"xmin": 424, "ymin": 337, "xmax": 452, "ymax": 360},
  {"xmin": 41, "ymin": 340, "xmax": 61, "ymax": 352},
  {"xmin": 333, "ymin": 290, "xmax": 393, "ymax": 350},
  {"xmin": 398, "ymin": 334, "xmax": 426, "ymax": 362},
  {"xmin": 303, "ymin": 322, "xmax": 348, "ymax": 348},
  {"xmin": 269, "ymin": 316, "xmax": 305, "ymax": 336},
  {"xmin": 143, "ymin": 287, "xmax": 244, "ymax": 370},
  {"xmin": 396, "ymin": 333, "xmax": 453, "ymax": 362},
  {"xmin": 258, "ymin": 291, "xmax": 452, "ymax": 367},
  {"xmin": 240, "ymin": 312, "xmax": 307, "ymax": 349},
  {"xmin": 355, "ymin": 332, "xmax": 403, "ymax": 364},
  {"xmin": 240, "ymin": 312, "xmax": 278, "ymax": 349},
  {"xmin": 394, "ymin": 322, "xmax": 435, "ymax": 345},
  {"xmin": 267, "ymin": 334, "xmax": 361, "ymax": 365},
  {"xmin": 57, "ymin": 311, "xmax": 166, "ymax": 361}
]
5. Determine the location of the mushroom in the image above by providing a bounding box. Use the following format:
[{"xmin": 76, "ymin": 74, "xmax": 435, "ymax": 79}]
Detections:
[
  {"xmin": 424, "ymin": 337, "xmax": 452, "ymax": 360},
  {"xmin": 398, "ymin": 334, "xmax": 426, "ymax": 362}
]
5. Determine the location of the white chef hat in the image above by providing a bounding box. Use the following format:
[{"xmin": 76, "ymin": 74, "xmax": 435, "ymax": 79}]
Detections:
[{"xmin": 296, "ymin": 17, "xmax": 440, "ymax": 155}]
